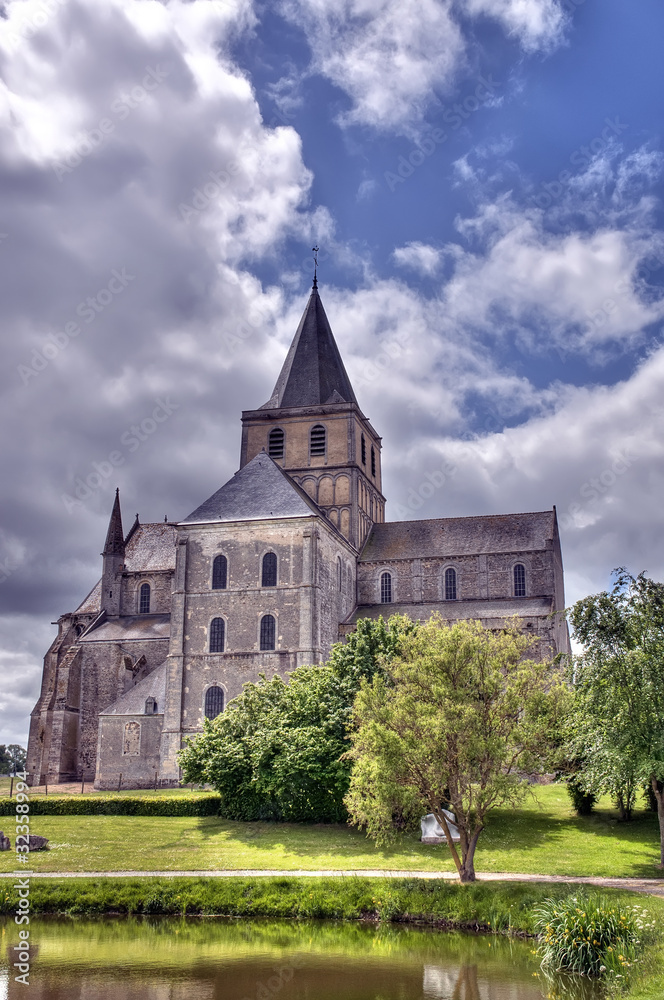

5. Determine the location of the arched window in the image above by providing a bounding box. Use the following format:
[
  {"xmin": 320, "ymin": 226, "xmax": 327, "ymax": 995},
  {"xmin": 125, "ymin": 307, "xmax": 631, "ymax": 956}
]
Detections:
[
  {"xmin": 145, "ymin": 697, "xmax": 157, "ymax": 715},
  {"xmin": 205, "ymin": 685, "xmax": 224, "ymax": 720},
  {"xmin": 209, "ymin": 617, "xmax": 225, "ymax": 653},
  {"xmin": 261, "ymin": 552, "xmax": 277, "ymax": 587},
  {"xmin": 514, "ymin": 563, "xmax": 526, "ymax": 598},
  {"xmin": 380, "ymin": 571, "xmax": 392, "ymax": 604},
  {"xmin": 371, "ymin": 446, "xmax": 376, "ymax": 477},
  {"xmin": 268, "ymin": 427, "xmax": 285, "ymax": 459},
  {"xmin": 212, "ymin": 554, "xmax": 227, "ymax": 590},
  {"xmin": 260, "ymin": 614, "xmax": 276, "ymax": 650},
  {"xmin": 337, "ymin": 557, "xmax": 342, "ymax": 591},
  {"xmin": 361, "ymin": 434, "xmax": 366, "ymax": 465},
  {"xmin": 444, "ymin": 567, "xmax": 457, "ymax": 601},
  {"xmin": 310, "ymin": 424, "xmax": 326, "ymax": 456},
  {"xmin": 139, "ymin": 582, "xmax": 151, "ymax": 614}
]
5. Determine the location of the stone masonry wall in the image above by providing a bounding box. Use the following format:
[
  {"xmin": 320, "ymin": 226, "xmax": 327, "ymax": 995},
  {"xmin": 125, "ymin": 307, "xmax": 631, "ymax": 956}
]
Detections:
[
  {"xmin": 120, "ymin": 570, "xmax": 173, "ymax": 616},
  {"xmin": 174, "ymin": 516, "xmax": 356, "ymax": 744},
  {"xmin": 77, "ymin": 637, "xmax": 170, "ymax": 778},
  {"xmin": 95, "ymin": 713, "xmax": 164, "ymax": 790},
  {"xmin": 358, "ymin": 549, "xmax": 556, "ymax": 605}
]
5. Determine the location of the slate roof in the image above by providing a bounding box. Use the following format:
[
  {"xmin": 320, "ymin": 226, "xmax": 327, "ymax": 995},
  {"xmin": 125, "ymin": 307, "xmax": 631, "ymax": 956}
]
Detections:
[
  {"xmin": 360, "ymin": 511, "xmax": 556, "ymax": 562},
  {"xmin": 74, "ymin": 579, "xmax": 102, "ymax": 615},
  {"xmin": 124, "ymin": 522, "xmax": 177, "ymax": 572},
  {"xmin": 261, "ymin": 284, "xmax": 357, "ymax": 409},
  {"xmin": 348, "ymin": 597, "xmax": 553, "ymax": 625},
  {"xmin": 78, "ymin": 614, "xmax": 170, "ymax": 642},
  {"xmin": 99, "ymin": 659, "xmax": 168, "ymax": 716},
  {"xmin": 72, "ymin": 523, "xmax": 176, "ymax": 616},
  {"xmin": 182, "ymin": 451, "xmax": 323, "ymax": 524}
]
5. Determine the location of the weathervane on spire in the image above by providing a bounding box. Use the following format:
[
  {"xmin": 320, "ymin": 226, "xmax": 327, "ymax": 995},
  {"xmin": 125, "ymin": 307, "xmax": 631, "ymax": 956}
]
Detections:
[{"xmin": 312, "ymin": 245, "xmax": 319, "ymax": 288}]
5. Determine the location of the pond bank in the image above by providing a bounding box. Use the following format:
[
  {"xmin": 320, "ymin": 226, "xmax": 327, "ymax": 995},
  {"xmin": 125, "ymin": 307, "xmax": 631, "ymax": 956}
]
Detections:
[{"xmin": 2, "ymin": 874, "xmax": 663, "ymax": 928}]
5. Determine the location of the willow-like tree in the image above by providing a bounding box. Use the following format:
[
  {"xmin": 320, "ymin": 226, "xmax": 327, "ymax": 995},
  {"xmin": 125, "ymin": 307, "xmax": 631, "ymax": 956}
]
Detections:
[
  {"xmin": 345, "ymin": 616, "xmax": 566, "ymax": 882},
  {"xmin": 568, "ymin": 569, "xmax": 664, "ymax": 864}
]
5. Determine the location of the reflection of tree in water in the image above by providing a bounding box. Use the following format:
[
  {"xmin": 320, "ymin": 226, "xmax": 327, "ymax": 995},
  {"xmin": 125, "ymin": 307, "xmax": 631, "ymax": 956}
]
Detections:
[
  {"xmin": 451, "ymin": 965, "xmax": 481, "ymax": 1000},
  {"xmin": 537, "ymin": 967, "xmax": 604, "ymax": 1000}
]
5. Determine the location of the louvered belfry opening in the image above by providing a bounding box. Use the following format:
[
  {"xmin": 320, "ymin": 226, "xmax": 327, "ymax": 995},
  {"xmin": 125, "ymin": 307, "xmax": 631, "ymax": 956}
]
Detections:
[
  {"xmin": 268, "ymin": 427, "xmax": 284, "ymax": 459},
  {"xmin": 310, "ymin": 424, "xmax": 326, "ymax": 456}
]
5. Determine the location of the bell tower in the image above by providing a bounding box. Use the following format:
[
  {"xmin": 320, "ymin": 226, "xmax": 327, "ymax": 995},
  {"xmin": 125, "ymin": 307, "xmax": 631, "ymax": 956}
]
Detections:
[{"xmin": 240, "ymin": 280, "xmax": 385, "ymax": 549}]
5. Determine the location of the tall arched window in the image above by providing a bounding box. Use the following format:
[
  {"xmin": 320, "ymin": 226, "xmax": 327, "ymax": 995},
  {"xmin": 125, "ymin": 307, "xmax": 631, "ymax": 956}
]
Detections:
[
  {"xmin": 260, "ymin": 614, "xmax": 276, "ymax": 650},
  {"xmin": 310, "ymin": 424, "xmax": 326, "ymax": 457},
  {"xmin": 444, "ymin": 567, "xmax": 457, "ymax": 601},
  {"xmin": 380, "ymin": 571, "xmax": 392, "ymax": 604},
  {"xmin": 361, "ymin": 434, "xmax": 366, "ymax": 465},
  {"xmin": 268, "ymin": 427, "xmax": 285, "ymax": 459},
  {"xmin": 205, "ymin": 685, "xmax": 224, "ymax": 720},
  {"xmin": 261, "ymin": 552, "xmax": 277, "ymax": 587},
  {"xmin": 212, "ymin": 554, "xmax": 227, "ymax": 590},
  {"xmin": 371, "ymin": 446, "xmax": 376, "ymax": 477},
  {"xmin": 337, "ymin": 557, "xmax": 342, "ymax": 591},
  {"xmin": 139, "ymin": 582, "xmax": 151, "ymax": 614},
  {"xmin": 209, "ymin": 617, "xmax": 225, "ymax": 653},
  {"xmin": 514, "ymin": 563, "xmax": 526, "ymax": 598}
]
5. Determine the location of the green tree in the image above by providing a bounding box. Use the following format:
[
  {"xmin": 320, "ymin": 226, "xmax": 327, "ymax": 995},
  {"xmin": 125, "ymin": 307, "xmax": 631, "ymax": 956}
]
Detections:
[
  {"xmin": 178, "ymin": 615, "xmax": 415, "ymax": 822},
  {"xmin": 0, "ymin": 744, "xmax": 26, "ymax": 775},
  {"xmin": 568, "ymin": 569, "xmax": 664, "ymax": 862},
  {"xmin": 345, "ymin": 616, "xmax": 565, "ymax": 882}
]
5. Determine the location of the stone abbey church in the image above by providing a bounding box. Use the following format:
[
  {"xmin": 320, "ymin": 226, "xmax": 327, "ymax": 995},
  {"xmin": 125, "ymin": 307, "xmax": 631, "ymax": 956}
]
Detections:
[{"xmin": 27, "ymin": 281, "xmax": 571, "ymax": 789}]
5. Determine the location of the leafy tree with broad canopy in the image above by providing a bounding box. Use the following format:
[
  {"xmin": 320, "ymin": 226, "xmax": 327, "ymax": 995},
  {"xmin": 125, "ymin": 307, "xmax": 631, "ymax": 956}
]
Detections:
[
  {"xmin": 0, "ymin": 744, "xmax": 26, "ymax": 775},
  {"xmin": 344, "ymin": 615, "xmax": 566, "ymax": 882},
  {"xmin": 178, "ymin": 615, "xmax": 415, "ymax": 822},
  {"xmin": 567, "ymin": 569, "xmax": 664, "ymax": 864}
]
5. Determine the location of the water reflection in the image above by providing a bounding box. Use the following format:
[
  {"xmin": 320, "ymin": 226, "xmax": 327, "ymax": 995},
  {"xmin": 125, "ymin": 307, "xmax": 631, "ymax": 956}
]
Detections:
[{"xmin": 0, "ymin": 916, "xmax": 602, "ymax": 1000}]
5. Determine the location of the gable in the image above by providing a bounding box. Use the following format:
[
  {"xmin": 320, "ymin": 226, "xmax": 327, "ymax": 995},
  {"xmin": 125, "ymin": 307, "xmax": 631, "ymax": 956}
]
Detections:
[{"xmin": 181, "ymin": 451, "xmax": 323, "ymax": 524}]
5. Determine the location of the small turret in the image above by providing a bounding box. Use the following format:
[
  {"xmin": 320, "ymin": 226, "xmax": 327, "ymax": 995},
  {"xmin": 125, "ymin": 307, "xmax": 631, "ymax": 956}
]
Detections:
[{"xmin": 101, "ymin": 488, "xmax": 125, "ymax": 616}]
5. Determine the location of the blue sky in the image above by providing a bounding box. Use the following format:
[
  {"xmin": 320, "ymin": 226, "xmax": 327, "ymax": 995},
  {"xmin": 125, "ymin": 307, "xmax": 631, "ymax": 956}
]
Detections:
[{"xmin": 1, "ymin": 0, "xmax": 663, "ymax": 744}]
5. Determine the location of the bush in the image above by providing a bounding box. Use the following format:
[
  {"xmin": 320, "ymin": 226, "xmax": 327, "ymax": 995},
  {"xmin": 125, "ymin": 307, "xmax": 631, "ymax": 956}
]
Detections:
[
  {"xmin": 534, "ymin": 894, "xmax": 654, "ymax": 980},
  {"xmin": 179, "ymin": 615, "xmax": 416, "ymax": 824},
  {"xmin": 0, "ymin": 794, "xmax": 221, "ymax": 817},
  {"xmin": 566, "ymin": 777, "xmax": 596, "ymax": 816}
]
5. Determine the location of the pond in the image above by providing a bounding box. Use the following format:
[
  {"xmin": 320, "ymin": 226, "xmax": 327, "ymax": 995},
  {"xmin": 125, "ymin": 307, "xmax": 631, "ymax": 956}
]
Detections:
[{"xmin": 1, "ymin": 916, "xmax": 603, "ymax": 999}]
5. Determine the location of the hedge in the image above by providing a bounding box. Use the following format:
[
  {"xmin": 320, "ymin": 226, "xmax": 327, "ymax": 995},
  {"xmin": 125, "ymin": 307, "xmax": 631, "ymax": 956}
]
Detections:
[{"xmin": 0, "ymin": 794, "xmax": 221, "ymax": 816}]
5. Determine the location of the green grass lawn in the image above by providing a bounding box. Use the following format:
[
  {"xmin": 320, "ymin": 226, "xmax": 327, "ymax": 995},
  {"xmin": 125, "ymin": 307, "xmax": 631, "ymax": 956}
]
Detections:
[{"xmin": 1, "ymin": 784, "xmax": 662, "ymax": 877}]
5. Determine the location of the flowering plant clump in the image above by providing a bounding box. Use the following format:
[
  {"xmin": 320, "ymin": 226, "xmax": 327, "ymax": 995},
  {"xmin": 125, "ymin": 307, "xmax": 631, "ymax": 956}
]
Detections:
[{"xmin": 534, "ymin": 895, "xmax": 654, "ymax": 980}]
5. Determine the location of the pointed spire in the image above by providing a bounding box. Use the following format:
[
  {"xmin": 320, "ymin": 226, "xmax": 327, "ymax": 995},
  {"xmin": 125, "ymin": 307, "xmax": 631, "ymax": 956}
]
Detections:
[
  {"xmin": 102, "ymin": 488, "xmax": 125, "ymax": 556},
  {"xmin": 262, "ymin": 284, "xmax": 357, "ymax": 409}
]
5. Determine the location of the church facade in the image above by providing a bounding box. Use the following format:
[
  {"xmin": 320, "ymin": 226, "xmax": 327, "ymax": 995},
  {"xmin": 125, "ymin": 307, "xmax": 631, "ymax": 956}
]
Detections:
[{"xmin": 27, "ymin": 281, "xmax": 570, "ymax": 789}]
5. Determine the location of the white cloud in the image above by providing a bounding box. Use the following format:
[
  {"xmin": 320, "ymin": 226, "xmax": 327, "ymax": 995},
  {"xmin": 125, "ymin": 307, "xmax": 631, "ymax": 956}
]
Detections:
[
  {"xmin": 463, "ymin": 0, "xmax": 566, "ymax": 53},
  {"xmin": 278, "ymin": 0, "xmax": 566, "ymax": 131},
  {"xmin": 421, "ymin": 347, "xmax": 664, "ymax": 606},
  {"xmin": 440, "ymin": 162, "xmax": 664, "ymax": 358},
  {"xmin": 0, "ymin": 0, "xmax": 320, "ymax": 746},
  {"xmin": 393, "ymin": 242, "xmax": 442, "ymax": 276}
]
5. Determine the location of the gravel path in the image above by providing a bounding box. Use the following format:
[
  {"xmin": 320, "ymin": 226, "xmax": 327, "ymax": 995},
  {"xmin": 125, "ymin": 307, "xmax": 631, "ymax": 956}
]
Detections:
[{"xmin": 2, "ymin": 869, "xmax": 664, "ymax": 897}]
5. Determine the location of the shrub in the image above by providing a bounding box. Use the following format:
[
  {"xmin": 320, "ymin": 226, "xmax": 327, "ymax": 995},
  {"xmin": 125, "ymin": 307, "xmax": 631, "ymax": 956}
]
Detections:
[
  {"xmin": 178, "ymin": 615, "xmax": 416, "ymax": 823},
  {"xmin": 534, "ymin": 894, "xmax": 653, "ymax": 980},
  {"xmin": 0, "ymin": 794, "xmax": 221, "ymax": 817},
  {"xmin": 566, "ymin": 777, "xmax": 596, "ymax": 816}
]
